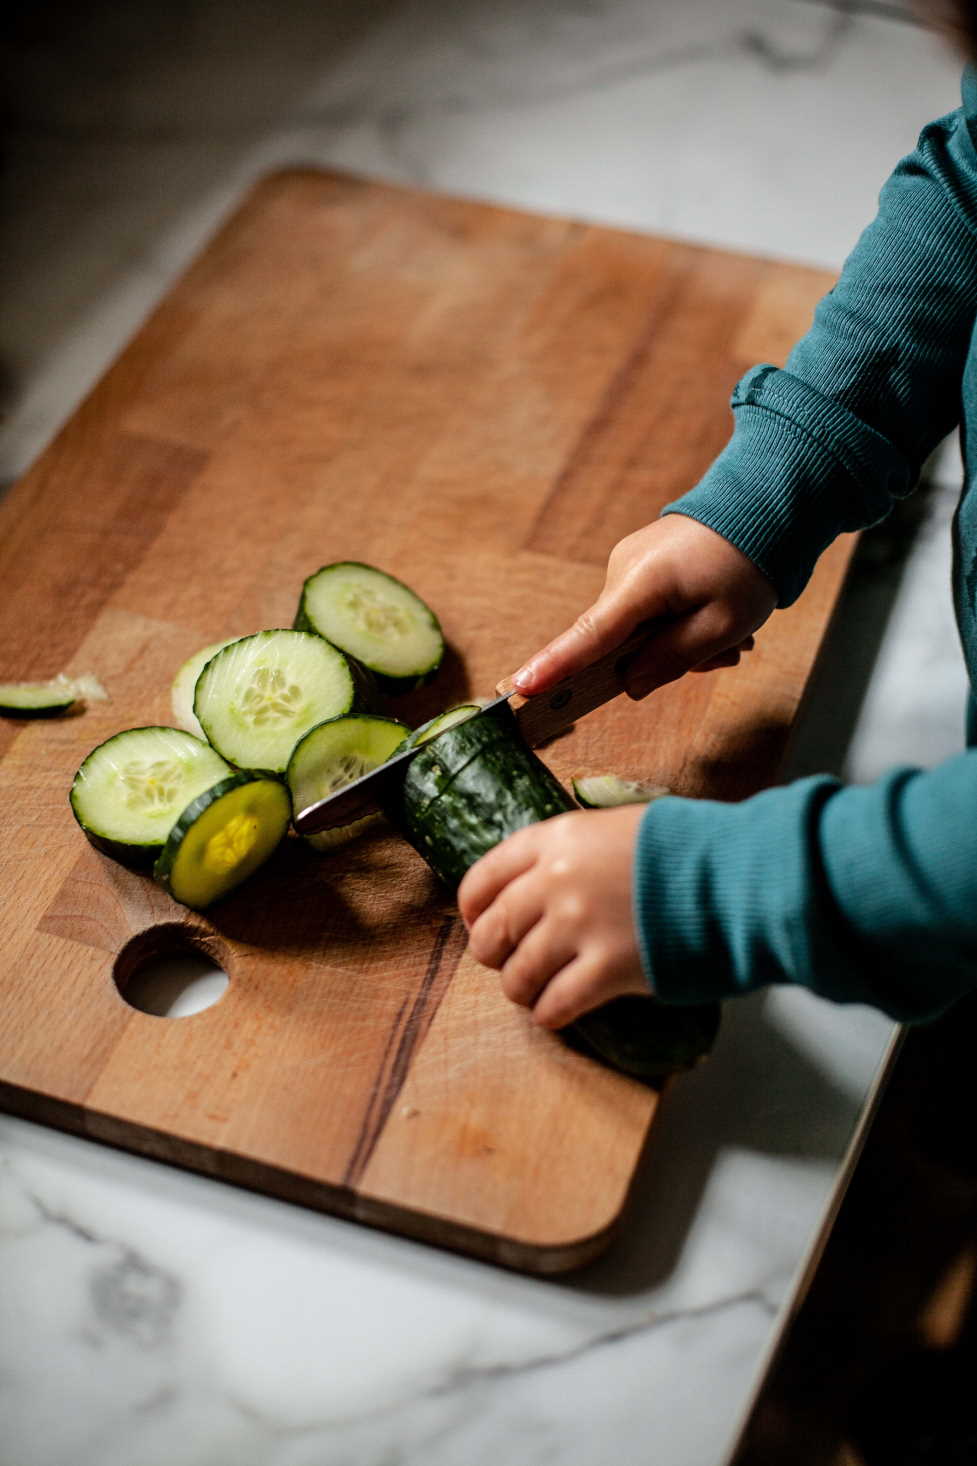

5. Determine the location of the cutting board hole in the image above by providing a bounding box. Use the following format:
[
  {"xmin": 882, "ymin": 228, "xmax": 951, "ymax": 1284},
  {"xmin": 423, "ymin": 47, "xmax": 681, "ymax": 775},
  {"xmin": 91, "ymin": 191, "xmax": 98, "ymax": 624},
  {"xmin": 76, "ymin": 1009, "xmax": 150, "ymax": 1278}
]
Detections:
[{"xmin": 114, "ymin": 928, "xmax": 230, "ymax": 1019}]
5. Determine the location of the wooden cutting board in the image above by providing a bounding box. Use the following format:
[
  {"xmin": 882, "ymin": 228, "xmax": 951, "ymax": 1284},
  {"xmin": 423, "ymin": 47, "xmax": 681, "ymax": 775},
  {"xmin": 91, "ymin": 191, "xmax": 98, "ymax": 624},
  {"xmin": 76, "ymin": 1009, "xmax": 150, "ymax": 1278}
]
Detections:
[{"xmin": 0, "ymin": 170, "xmax": 846, "ymax": 1272}]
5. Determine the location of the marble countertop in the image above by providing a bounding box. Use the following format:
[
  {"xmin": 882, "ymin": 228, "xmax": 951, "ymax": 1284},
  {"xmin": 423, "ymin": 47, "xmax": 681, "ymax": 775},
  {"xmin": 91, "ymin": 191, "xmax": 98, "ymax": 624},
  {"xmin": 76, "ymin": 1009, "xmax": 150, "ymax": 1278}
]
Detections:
[
  {"xmin": 0, "ymin": 2, "xmax": 965, "ymax": 1462},
  {"xmin": 0, "ymin": 990, "xmax": 895, "ymax": 1466}
]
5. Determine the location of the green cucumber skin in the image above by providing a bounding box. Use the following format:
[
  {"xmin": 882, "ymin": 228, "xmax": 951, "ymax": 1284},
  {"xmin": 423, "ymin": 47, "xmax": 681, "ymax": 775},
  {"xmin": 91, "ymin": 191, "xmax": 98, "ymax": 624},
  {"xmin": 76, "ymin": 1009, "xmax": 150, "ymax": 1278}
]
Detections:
[
  {"xmin": 385, "ymin": 706, "xmax": 574, "ymax": 892},
  {"xmin": 293, "ymin": 561, "xmax": 444, "ymax": 697},
  {"xmin": 398, "ymin": 752, "xmax": 572, "ymax": 891},
  {"xmin": 153, "ymin": 770, "xmax": 287, "ymax": 893},
  {"xmin": 566, "ymin": 995, "xmax": 721, "ymax": 1081},
  {"xmin": 1, "ymin": 698, "xmax": 77, "ymax": 719},
  {"xmin": 1, "ymin": 675, "xmax": 98, "ymax": 717},
  {"xmin": 386, "ymin": 701, "xmax": 720, "ymax": 1080},
  {"xmin": 75, "ymin": 828, "xmax": 161, "ymax": 870}
]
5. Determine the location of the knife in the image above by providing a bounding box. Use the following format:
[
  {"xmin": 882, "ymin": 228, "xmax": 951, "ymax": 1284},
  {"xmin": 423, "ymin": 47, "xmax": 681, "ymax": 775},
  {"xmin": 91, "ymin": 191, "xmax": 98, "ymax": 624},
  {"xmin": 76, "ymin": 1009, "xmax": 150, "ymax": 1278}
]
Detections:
[{"xmin": 293, "ymin": 620, "xmax": 657, "ymax": 835}]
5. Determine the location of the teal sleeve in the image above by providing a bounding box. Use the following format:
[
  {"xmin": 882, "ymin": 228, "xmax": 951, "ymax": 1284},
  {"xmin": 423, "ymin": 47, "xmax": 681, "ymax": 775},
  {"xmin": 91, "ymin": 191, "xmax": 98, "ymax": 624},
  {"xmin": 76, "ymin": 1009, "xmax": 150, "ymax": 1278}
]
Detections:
[
  {"xmin": 632, "ymin": 754, "xmax": 977, "ymax": 1023},
  {"xmin": 662, "ymin": 71, "xmax": 977, "ymax": 606}
]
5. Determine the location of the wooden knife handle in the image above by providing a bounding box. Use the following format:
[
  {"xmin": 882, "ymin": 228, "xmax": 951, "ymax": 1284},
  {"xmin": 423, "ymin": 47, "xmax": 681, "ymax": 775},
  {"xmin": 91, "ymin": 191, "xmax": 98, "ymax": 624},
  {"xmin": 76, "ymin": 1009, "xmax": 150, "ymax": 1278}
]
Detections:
[{"xmin": 496, "ymin": 619, "xmax": 659, "ymax": 747}]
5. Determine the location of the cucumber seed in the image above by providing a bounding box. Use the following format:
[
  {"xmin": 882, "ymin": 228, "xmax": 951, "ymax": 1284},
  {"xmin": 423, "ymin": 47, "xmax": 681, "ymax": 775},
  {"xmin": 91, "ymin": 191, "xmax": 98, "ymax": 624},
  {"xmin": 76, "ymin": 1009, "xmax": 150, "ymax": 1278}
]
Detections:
[
  {"xmin": 204, "ymin": 813, "xmax": 261, "ymax": 873},
  {"xmin": 240, "ymin": 666, "xmax": 304, "ymax": 726},
  {"xmin": 342, "ymin": 585, "xmax": 412, "ymax": 638},
  {"xmin": 121, "ymin": 759, "xmax": 184, "ymax": 811}
]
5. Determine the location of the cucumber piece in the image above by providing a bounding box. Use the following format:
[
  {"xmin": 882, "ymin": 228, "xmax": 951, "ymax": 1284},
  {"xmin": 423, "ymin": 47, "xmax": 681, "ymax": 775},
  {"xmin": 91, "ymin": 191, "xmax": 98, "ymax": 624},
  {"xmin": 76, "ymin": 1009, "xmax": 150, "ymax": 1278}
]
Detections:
[
  {"xmin": 69, "ymin": 726, "xmax": 232, "ymax": 865},
  {"xmin": 386, "ymin": 700, "xmax": 719, "ymax": 1081},
  {"xmin": 565, "ymin": 994, "xmax": 721, "ymax": 1081},
  {"xmin": 572, "ymin": 775, "xmax": 670, "ymax": 808},
  {"xmin": 403, "ymin": 703, "xmax": 483, "ymax": 750},
  {"xmin": 1, "ymin": 673, "xmax": 107, "ymax": 717},
  {"xmin": 385, "ymin": 699, "xmax": 574, "ymax": 894},
  {"xmin": 294, "ymin": 562, "xmax": 444, "ymax": 695},
  {"xmin": 171, "ymin": 637, "xmax": 241, "ymax": 739},
  {"xmin": 286, "ymin": 713, "xmax": 408, "ymax": 849},
  {"xmin": 193, "ymin": 629, "xmax": 356, "ymax": 773},
  {"xmin": 154, "ymin": 771, "xmax": 291, "ymax": 909}
]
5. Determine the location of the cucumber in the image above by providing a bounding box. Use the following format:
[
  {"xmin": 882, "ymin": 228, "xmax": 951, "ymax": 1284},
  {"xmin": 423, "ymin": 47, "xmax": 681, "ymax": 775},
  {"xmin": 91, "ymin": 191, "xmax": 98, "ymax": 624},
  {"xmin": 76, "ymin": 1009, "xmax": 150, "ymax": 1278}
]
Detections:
[
  {"xmin": 193, "ymin": 629, "xmax": 356, "ymax": 773},
  {"xmin": 171, "ymin": 637, "xmax": 241, "ymax": 739},
  {"xmin": 385, "ymin": 699, "xmax": 575, "ymax": 894},
  {"xmin": 286, "ymin": 713, "xmax": 408, "ymax": 849},
  {"xmin": 154, "ymin": 771, "xmax": 291, "ymax": 909},
  {"xmin": 294, "ymin": 562, "xmax": 444, "ymax": 695},
  {"xmin": 403, "ymin": 703, "xmax": 483, "ymax": 750},
  {"xmin": 1, "ymin": 673, "xmax": 107, "ymax": 717},
  {"xmin": 70, "ymin": 726, "xmax": 232, "ymax": 865},
  {"xmin": 386, "ymin": 700, "xmax": 719, "ymax": 1080},
  {"xmin": 572, "ymin": 775, "xmax": 670, "ymax": 808},
  {"xmin": 564, "ymin": 994, "xmax": 721, "ymax": 1081}
]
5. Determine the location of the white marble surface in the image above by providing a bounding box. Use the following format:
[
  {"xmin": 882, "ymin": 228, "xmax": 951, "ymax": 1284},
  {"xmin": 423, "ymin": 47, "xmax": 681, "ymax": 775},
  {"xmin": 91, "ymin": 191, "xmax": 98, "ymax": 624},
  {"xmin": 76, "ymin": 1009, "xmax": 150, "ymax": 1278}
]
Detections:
[
  {"xmin": 0, "ymin": 989, "xmax": 893, "ymax": 1466},
  {"xmin": 0, "ymin": 2, "xmax": 966, "ymax": 1463}
]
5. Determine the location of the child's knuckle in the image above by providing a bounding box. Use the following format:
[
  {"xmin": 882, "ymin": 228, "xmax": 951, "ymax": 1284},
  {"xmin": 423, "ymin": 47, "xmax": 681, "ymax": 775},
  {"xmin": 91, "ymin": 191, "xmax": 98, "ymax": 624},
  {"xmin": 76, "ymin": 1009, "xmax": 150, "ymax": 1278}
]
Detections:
[{"xmin": 501, "ymin": 962, "xmax": 534, "ymax": 1006}]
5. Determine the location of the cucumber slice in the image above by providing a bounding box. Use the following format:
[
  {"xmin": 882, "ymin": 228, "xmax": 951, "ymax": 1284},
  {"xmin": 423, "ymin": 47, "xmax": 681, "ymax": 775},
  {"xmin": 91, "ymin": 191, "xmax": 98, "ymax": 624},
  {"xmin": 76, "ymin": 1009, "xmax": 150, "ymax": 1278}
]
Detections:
[
  {"xmin": 403, "ymin": 703, "xmax": 483, "ymax": 750},
  {"xmin": 171, "ymin": 637, "xmax": 241, "ymax": 739},
  {"xmin": 1, "ymin": 673, "xmax": 107, "ymax": 717},
  {"xmin": 193, "ymin": 630, "xmax": 356, "ymax": 773},
  {"xmin": 572, "ymin": 775, "xmax": 670, "ymax": 808},
  {"xmin": 70, "ymin": 726, "xmax": 232, "ymax": 865},
  {"xmin": 286, "ymin": 714, "xmax": 408, "ymax": 849},
  {"xmin": 154, "ymin": 771, "xmax": 291, "ymax": 909},
  {"xmin": 294, "ymin": 562, "xmax": 444, "ymax": 695}
]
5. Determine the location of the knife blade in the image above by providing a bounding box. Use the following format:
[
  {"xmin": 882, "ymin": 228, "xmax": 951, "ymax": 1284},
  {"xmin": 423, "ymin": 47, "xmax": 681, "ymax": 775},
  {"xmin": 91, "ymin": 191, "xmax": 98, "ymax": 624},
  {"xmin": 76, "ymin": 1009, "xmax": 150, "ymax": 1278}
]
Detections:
[{"xmin": 293, "ymin": 620, "xmax": 657, "ymax": 835}]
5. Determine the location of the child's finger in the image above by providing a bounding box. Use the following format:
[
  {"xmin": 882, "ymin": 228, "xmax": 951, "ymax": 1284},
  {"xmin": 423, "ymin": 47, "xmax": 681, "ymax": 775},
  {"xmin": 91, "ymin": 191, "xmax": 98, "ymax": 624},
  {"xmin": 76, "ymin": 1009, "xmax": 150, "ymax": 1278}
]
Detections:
[
  {"xmin": 622, "ymin": 609, "xmax": 753, "ymax": 698},
  {"xmin": 511, "ymin": 591, "xmax": 658, "ymax": 694},
  {"xmin": 691, "ymin": 634, "xmax": 755, "ymax": 672},
  {"xmin": 499, "ymin": 919, "xmax": 578, "ymax": 1010},
  {"xmin": 467, "ymin": 869, "xmax": 545, "ymax": 970},
  {"xmin": 531, "ymin": 959, "xmax": 647, "ymax": 1030},
  {"xmin": 528, "ymin": 957, "xmax": 599, "ymax": 1030},
  {"xmin": 457, "ymin": 824, "xmax": 540, "ymax": 928}
]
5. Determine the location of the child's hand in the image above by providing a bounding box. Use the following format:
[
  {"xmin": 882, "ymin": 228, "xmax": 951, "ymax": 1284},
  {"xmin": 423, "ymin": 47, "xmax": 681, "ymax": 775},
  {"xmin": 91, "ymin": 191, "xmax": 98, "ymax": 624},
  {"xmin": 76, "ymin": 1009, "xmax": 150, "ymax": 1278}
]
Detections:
[
  {"xmin": 458, "ymin": 806, "xmax": 649, "ymax": 1030},
  {"xmin": 513, "ymin": 515, "xmax": 777, "ymax": 699}
]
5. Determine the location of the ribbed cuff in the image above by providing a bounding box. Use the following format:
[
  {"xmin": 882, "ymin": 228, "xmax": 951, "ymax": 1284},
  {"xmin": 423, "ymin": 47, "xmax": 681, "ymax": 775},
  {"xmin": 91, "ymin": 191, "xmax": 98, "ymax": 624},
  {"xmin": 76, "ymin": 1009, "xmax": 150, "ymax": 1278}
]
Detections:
[
  {"xmin": 662, "ymin": 365, "xmax": 910, "ymax": 607},
  {"xmin": 631, "ymin": 795, "xmax": 748, "ymax": 1006},
  {"xmin": 631, "ymin": 778, "xmax": 842, "ymax": 1007}
]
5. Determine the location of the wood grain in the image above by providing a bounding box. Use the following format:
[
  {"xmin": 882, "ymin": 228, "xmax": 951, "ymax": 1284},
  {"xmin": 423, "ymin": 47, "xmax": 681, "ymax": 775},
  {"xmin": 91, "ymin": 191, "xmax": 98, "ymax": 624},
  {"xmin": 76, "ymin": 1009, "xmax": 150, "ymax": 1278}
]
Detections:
[{"xmin": 0, "ymin": 170, "xmax": 846, "ymax": 1271}]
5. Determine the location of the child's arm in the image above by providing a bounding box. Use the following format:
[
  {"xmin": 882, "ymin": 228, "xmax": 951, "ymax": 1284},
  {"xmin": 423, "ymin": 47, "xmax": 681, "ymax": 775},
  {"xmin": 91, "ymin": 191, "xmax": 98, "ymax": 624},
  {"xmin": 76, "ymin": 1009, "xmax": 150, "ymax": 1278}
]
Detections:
[
  {"xmin": 461, "ymin": 74, "xmax": 977, "ymax": 1027},
  {"xmin": 461, "ymin": 756, "xmax": 977, "ymax": 1028},
  {"xmin": 513, "ymin": 515, "xmax": 777, "ymax": 701},
  {"xmin": 627, "ymin": 757, "xmax": 977, "ymax": 1023},
  {"xmin": 517, "ymin": 73, "xmax": 977, "ymax": 699}
]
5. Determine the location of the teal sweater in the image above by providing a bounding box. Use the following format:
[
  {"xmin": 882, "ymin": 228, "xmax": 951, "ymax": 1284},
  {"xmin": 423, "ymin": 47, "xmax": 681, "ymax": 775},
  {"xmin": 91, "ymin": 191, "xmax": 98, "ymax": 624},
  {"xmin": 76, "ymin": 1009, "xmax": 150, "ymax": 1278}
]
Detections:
[{"xmin": 634, "ymin": 69, "xmax": 977, "ymax": 1023}]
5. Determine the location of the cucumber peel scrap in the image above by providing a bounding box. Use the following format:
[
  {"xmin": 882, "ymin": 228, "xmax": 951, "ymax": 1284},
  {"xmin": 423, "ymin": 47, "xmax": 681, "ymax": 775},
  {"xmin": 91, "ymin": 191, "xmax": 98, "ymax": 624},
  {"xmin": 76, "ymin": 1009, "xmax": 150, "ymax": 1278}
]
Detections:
[
  {"xmin": 1, "ymin": 673, "xmax": 108, "ymax": 717},
  {"xmin": 572, "ymin": 774, "xmax": 670, "ymax": 808}
]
